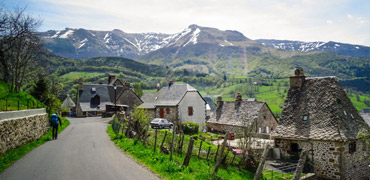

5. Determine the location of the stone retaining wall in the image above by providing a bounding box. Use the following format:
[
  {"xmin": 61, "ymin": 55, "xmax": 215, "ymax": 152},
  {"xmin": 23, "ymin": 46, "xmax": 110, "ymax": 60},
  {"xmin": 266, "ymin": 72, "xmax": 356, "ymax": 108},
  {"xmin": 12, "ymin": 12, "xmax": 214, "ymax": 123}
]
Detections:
[{"xmin": 0, "ymin": 109, "xmax": 49, "ymax": 155}]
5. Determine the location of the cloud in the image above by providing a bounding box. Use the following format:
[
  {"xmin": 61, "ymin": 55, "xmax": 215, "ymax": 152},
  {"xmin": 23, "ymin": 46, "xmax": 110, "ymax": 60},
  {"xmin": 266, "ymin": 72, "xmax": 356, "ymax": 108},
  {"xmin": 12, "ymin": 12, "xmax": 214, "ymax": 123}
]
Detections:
[
  {"xmin": 6, "ymin": 0, "xmax": 370, "ymax": 46},
  {"xmin": 347, "ymin": 14, "xmax": 353, "ymax": 19}
]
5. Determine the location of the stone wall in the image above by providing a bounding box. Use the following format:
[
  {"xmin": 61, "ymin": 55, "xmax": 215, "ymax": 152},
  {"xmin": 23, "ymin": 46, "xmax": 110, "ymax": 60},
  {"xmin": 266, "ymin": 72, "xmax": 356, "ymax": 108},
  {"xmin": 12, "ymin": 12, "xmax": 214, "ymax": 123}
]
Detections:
[
  {"xmin": 275, "ymin": 138, "xmax": 370, "ymax": 180},
  {"xmin": 0, "ymin": 109, "xmax": 49, "ymax": 155},
  {"xmin": 257, "ymin": 104, "xmax": 278, "ymax": 133},
  {"xmin": 341, "ymin": 141, "xmax": 370, "ymax": 180},
  {"xmin": 155, "ymin": 106, "xmax": 178, "ymax": 123}
]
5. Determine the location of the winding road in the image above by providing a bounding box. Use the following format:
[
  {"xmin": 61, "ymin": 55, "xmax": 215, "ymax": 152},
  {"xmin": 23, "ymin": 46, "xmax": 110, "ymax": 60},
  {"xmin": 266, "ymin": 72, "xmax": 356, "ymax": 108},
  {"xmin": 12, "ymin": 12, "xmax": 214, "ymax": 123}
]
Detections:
[{"xmin": 0, "ymin": 117, "xmax": 160, "ymax": 180}]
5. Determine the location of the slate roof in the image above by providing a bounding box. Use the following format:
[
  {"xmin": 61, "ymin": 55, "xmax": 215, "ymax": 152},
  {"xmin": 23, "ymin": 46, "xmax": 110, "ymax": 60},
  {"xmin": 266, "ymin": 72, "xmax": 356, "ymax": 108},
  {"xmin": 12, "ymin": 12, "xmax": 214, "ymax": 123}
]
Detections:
[
  {"xmin": 61, "ymin": 95, "xmax": 75, "ymax": 109},
  {"xmin": 207, "ymin": 100, "xmax": 266, "ymax": 127},
  {"xmin": 272, "ymin": 77, "xmax": 370, "ymax": 141},
  {"xmin": 360, "ymin": 113, "xmax": 370, "ymax": 126},
  {"xmin": 140, "ymin": 84, "xmax": 199, "ymax": 109},
  {"xmin": 204, "ymin": 97, "xmax": 216, "ymax": 112}
]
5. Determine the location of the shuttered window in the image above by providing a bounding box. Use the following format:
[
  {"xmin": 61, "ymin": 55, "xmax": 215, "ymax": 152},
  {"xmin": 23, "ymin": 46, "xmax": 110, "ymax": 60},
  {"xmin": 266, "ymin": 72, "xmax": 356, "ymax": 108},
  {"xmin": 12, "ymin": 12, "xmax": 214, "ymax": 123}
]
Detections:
[
  {"xmin": 188, "ymin": 106, "xmax": 193, "ymax": 116},
  {"xmin": 160, "ymin": 108, "xmax": 164, "ymax": 118}
]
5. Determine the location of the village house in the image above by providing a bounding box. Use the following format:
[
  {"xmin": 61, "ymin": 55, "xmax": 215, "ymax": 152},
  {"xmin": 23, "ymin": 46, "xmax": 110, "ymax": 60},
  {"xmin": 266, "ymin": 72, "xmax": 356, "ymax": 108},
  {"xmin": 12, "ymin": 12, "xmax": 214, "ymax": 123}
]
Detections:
[
  {"xmin": 139, "ymin": 81, "xmax": 206, "ymax": 127},
  {"xmin": 61, "ymin": 94, "xmax": 76, "ymax": 116},
  {"xmin": 271, "ymin": 68, "xmax": 370, "ymax": 180},
  {"xmin": 76, "ymin": 74, "xmax": 143, "ymax": 117},
  {"xmin": 206, "ymin": 94, "xmax": 278, "ymax": 136}
]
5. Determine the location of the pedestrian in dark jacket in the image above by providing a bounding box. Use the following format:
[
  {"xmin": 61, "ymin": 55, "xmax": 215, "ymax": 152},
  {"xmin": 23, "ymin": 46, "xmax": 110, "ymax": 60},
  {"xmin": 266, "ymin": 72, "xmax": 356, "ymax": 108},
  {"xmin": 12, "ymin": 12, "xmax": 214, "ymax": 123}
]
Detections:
[{"xmin": 51, "ymin": 113, "xmax": 62, "ymax": 140}]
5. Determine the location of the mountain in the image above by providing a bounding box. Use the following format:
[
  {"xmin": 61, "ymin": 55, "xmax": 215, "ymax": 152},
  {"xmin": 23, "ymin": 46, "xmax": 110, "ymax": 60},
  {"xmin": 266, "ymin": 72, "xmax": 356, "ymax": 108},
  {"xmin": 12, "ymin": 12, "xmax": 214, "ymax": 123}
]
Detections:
[{"xmin": 255, "ymin": 39, "xmax": 370, "ymax": 58}]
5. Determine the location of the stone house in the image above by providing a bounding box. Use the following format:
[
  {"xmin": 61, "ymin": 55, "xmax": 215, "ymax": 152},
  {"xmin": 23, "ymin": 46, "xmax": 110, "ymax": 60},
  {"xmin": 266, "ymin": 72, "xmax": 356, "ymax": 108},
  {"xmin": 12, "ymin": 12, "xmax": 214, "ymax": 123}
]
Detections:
[
  {"xmin": 206, "ymin": 94, "xmax": 278, "ymax": 136},
  {"xmin": 271, "ymin": 68, "xmax": 370, "ymax": 180},
  {"xmin": 139, "ymin": 82, "xmax": 206, "ymax": 127},
  {"xmin": 76, "ymin": 75, "xmax": 143, "ymax": 117}
]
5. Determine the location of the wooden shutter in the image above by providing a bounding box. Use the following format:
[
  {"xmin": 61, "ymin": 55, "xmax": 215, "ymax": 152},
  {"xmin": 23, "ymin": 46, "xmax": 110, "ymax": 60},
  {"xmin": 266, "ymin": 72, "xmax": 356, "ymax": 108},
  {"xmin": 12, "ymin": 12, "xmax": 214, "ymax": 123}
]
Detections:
[{"xmin": 160, "ymin": 108, "xmax": 164, "ymax": 118}]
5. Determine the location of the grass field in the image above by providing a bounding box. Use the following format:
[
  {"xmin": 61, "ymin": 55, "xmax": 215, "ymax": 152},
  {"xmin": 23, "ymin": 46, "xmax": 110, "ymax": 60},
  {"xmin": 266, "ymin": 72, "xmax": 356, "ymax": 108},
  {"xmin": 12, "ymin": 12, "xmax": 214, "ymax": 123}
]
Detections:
[
  {"xmin": 108, "ymin": 126, "xmax": 255, "ymax": 180},
  {"xmin": 59, "ymin": 72, "xmax": 105, "ymax": 81}
]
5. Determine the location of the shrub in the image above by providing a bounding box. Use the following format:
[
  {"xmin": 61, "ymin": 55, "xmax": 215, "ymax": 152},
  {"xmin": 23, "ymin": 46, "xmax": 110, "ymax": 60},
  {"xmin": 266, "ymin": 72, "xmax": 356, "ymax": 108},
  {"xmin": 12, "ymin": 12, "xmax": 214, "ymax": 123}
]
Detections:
[{"xmin": 182, "ymin": 121, "xmax": 199, "ymax": 135}]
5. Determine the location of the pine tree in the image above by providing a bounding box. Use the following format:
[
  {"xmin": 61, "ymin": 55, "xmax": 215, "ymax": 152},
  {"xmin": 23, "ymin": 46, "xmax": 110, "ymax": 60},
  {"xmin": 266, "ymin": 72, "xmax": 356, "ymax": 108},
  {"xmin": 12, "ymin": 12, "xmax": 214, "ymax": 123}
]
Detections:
[{"xmin": 30, "ymin": 74, "xmax": 48, "ymax": 102}]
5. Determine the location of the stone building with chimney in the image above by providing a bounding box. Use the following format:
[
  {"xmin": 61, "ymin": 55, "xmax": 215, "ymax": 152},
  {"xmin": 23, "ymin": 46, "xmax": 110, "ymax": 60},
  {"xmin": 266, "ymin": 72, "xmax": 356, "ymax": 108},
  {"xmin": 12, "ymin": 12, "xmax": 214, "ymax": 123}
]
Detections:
[
  {"xmin": 207, "ymin": 94, "xmax": 278, "ymax": 136},
  {"xmin": 140, "ymin": 81, "xmax": 206, "ymax": 127},
  {"xmin": 76, "ymin": 74, "xmax": 143, "ymax": 117},
  {"xmin": 272, "ymin": 68, "xmax": 370, "ymax": 179}
]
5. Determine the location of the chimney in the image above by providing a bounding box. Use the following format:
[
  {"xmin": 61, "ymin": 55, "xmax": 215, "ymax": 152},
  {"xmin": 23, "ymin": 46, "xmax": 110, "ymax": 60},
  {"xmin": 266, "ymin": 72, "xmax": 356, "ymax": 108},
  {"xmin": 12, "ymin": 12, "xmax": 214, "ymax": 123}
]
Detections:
[
  {"xmin": 78, "ymin": 78, "xmax": 84, "ymax": 91},
  {"xmin": 290, "ymin": 67, "xmax": 305, "ymax": 88},
  {"xmin": 124, "ymin": 80, "xmax": 130, "ymax": 90},
  {"xmin": 235, "ymin": 93, "xmax": 242, "ymax": 109},
  {"xmin": 157, "ymin": 83, "xmax": 160, "ymax": 91},
  {"xmin": 169, "ymin": 80, "xmax": 173, "ymax": 88},
  {"xmin": 108, "ymin": 74, "xmax": 116, "ymax": 84},
  {"xmin": 216, "ymin": 96, "xmax": 223, "ymax": 121}
]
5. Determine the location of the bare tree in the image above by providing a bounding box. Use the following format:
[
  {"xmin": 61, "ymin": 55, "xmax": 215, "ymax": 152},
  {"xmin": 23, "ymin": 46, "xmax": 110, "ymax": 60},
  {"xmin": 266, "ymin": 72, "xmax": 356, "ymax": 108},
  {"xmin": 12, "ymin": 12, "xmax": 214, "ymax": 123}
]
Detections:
[
  {"xmin": 237, "ymin": 113, "xmax": 259, "ymax": 170},
  {"xmin": 0, "ymin": 7, "xmax": 42, "ymax": 92}
]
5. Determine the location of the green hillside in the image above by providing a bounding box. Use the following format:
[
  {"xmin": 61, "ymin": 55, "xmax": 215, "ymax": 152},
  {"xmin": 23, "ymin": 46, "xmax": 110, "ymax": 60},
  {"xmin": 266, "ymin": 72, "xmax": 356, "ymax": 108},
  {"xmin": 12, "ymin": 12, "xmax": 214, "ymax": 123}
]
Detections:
[
  {"xmin": 0, "ymin": 81, "xmax": 45, "ymax": 111},
  {"xmin": 195, "ymin": 77, "xmax": 370, "ymax": 117}
]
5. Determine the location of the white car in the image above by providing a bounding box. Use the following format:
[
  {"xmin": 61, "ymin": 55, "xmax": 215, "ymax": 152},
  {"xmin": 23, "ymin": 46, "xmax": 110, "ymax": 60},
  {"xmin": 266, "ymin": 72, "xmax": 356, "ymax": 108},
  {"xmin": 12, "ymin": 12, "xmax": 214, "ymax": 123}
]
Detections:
[{"xmin": 150, "ymin": 118, "xmax": 173, "ymax": 129}]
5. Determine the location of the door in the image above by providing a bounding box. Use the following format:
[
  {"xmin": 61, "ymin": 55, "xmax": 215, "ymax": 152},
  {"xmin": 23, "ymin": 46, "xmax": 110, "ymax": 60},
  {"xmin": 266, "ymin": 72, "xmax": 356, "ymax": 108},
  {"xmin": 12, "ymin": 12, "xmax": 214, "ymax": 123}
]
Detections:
[{"xmin": 160, "ymin": 108, "xmax": 164, "ymax": 118}]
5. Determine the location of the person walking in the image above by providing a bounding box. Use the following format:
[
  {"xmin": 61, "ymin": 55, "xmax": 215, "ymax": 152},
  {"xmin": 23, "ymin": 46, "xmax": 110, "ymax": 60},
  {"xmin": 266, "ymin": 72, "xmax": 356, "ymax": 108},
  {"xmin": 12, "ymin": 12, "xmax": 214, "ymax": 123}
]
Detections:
[{"xmin": 51, "ymin": 113, "xmax": 62, "ymax": 140}]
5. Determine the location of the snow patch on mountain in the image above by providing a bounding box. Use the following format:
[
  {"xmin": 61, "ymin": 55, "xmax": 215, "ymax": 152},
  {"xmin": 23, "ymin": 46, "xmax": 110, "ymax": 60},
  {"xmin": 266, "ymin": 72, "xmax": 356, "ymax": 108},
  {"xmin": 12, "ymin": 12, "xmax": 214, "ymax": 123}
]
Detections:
[
  {"xmin": 59, "ymin": 30, "xmax": 74, "ymax": 39},
  {"xmin": 224, "ymin": 39, "xmax": 233, "ymax": 46},
  {"xmin": 78, "ymin": 38, "xmax": 88, "ymax": 49},
  {"xmin": 183, "ymin": 28, "xmax": 201, "ymax": 47}
]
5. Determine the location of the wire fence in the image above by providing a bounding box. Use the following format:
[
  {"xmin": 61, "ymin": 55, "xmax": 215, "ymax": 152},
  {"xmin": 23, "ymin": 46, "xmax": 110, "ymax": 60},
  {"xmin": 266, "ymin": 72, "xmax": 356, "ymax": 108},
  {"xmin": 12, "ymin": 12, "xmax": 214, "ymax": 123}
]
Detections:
[{"xmin": 0, "ymin": 95, "xmax": 46, "ymax": 111}]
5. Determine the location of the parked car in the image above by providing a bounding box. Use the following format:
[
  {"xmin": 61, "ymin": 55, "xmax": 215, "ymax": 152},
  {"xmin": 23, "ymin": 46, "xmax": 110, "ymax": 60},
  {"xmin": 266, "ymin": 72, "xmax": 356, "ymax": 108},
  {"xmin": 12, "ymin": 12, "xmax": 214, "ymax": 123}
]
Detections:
[{"xmin": 150, "ymin": 118, "xmax": 173, "ymax": 129}]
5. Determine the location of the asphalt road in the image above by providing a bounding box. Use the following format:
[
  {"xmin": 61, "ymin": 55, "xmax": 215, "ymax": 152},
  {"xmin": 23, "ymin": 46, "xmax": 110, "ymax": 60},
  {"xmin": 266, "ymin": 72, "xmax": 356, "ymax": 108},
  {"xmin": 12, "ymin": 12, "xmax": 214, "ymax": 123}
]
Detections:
[{"xmin": 0, "ymin": 117, "xmax": 160, "ymax": 180}]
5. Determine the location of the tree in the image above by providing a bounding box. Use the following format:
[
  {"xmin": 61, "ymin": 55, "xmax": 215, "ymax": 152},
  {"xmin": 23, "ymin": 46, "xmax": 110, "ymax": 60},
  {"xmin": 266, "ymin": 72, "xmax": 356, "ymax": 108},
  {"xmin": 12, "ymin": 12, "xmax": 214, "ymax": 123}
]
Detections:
[
  {"xmin": 125, "ymin": 105, "xmax": 152, "ymax": 140},
  {"xmin": 134, "ymin": 82, "xmax": 143, "ymax": 98},
  {"xmin": 0, "ymin": 7, "xmax": 42, "ymax": 93},
  {"xmin": 30, "ymin": 74, "xmax": 48, "ymax": 101},
  {"xmin": 237, "ymin": 114, "xmax": 259, "ymax": 171}
]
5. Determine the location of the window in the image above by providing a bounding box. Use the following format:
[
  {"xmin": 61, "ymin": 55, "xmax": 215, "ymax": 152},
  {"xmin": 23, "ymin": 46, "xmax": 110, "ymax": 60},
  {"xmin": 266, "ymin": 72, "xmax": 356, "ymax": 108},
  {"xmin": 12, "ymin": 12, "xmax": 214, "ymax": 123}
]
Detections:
[
  {"xmin": 344, "ymin": 111, "xmax": 347, "ymax": 116},
  {"xmin": 350, "ymin": 113, "xmax": 354, "ymax": 119},
  {"xmin": 263, "ymin": 116, "xmax": 266, "ymax": 120},
  {"xmin": 337, "ymin": 98, "xmax": 341, "ymax": 104},
  {"xmin": 188, "ymin": 106, "xmax": 193, "ymax": 116},
  {"xmin": 302, "ymin": 115, "xmax": 308, "ymax": 121},
  {"xmin": 159, "ymin": 108, "xmax": 164, "ymax": 118},
  {"xmin": 349, "ymin": 142, "xmax": 356, "ymax": 153},
  {"xmin": 261, "ymin": 127, "xmax": 266, "ymax": 133},
  {"xmin": 166, "ymin": 108, "xmax": 170, "ymax": 114},
  {"xmin": 290, "ymin": 143, "xmax": 299, "ymax": 153}
]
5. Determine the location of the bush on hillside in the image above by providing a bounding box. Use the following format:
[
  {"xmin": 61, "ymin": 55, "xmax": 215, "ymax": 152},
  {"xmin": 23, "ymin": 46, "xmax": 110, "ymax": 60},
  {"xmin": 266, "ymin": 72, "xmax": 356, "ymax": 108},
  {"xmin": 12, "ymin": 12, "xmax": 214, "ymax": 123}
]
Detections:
[{"xmin": 182, "ymin": 121, "xmax": 199, "ymax": 135}]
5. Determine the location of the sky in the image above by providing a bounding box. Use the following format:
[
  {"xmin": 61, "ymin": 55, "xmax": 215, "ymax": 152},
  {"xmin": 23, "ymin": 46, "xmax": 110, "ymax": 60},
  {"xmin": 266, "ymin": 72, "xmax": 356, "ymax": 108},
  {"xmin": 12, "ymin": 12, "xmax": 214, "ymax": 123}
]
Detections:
[{"xmin": 3, "ymin": 0, "xmax": 370, "ymax": 46}]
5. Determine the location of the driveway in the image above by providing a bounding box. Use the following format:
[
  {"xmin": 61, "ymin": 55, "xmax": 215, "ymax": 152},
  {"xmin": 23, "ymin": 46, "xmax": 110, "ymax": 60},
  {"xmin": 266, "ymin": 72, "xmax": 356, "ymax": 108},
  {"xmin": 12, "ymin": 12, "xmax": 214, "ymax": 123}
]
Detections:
[{"xmin": 0, "ymin": 117, "xmax": 160, "ymax": 180}]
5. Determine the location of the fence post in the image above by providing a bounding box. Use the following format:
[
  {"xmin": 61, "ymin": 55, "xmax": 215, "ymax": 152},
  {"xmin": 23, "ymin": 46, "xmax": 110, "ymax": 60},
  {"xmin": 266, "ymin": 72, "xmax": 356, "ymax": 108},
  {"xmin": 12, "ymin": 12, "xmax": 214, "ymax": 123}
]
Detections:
[
  {"xmin": 214, "ymin": 145, "xmax": 220, "ymax": 162},
  {"xmin": 213, "ymin": 131, "xmax": 229, "ymax": 176},
  {"xmin": 27, "ymin": 98, "xmax": 29, "ymax": 109},
  {"xmin": 253, "ymin": 144, "xmax": 270, "ymax": 180},
  {"xmin": 198, "ymin": 140, "xmax": 203, "ymax": 158},
  {"xmin": 154, "ymin": 129, "xmax": 158, "ymax": 153},
  {"xmin": 170, "ymin": 126, "xmax": 176, "ymax": 160},
  {"xmin": 6, "ymin": 98, "xmax": 8, "ymax": 111},
  {"xmin": 18, "ymin": 97, "xmax": 20, "ymax": 110},
  {"xmin": 160, "ymin": 130, "xmax": 168, "ymax": 151},
  {"xmin": 183, "ymin": 137, "xmax": 194, "ymax": 166},
  {"xmin": 206, "ymin": 146, "xmax": 211, "ymax": 160}
]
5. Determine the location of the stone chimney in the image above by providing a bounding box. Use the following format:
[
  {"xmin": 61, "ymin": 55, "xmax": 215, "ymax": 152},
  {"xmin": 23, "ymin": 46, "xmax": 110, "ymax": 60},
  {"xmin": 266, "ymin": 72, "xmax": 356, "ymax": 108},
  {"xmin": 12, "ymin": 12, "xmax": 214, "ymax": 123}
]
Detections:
[
  {"xmin": 108, "ymin": 74, "xmax": 116, "ymax": 84},
  {"xmin": 78, "ymin": 78, "xmax": 84, "ymax": 91},
  {"xmin": 216, "ymin": 96, "xmax": 223, "ymax": 121},
  {"xmin": 290, "ymin": 67, "xmax": 305, "ymax": 89},
  {"xmin": 124, "ymin": 80, "xmax": 130, "ymax": 90},
  {"xmin": 235, "ymin": 93, "xmax": 242, "ymax": 109},
  {"xmin": 168, "ymin": 80, "xmax": 173, "ymax": 88}
]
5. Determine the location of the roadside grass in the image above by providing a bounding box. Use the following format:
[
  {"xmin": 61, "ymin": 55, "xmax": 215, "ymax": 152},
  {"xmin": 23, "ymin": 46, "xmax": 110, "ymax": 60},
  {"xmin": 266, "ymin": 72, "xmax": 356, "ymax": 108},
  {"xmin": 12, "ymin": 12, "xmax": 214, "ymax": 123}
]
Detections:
[
  {"xmin": 107, "ymin": 126, "xmax": 255, "ymax": 180},
  {"xmin": 0, "ymin": 81, "xmax": 45, "ymax": 111},
  {"xmin": 0, "ymin": 117, "xmax": 70, "ymax": 173}
]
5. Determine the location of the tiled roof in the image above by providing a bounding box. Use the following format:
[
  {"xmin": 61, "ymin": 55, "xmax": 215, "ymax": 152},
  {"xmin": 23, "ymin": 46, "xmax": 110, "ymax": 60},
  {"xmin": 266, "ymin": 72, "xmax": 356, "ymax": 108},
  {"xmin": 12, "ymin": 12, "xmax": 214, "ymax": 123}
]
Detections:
[
  {"xmin": 272, "ymin": 77, "xmax": 370, "ymax": 141},
  {"xmin": 207, "ymin": 100, "xmax": 265, "ymax": 127},
  {"xmin": 140, "ymin": 84, "xmax": 198, "ymax": 108},
  {"xmin": 203, "ymin": 97, "xmax": 216, "ymax": 112},
  {"xmin": 360, "ymin": 113, "xmax": 370, "ymax": 127}
]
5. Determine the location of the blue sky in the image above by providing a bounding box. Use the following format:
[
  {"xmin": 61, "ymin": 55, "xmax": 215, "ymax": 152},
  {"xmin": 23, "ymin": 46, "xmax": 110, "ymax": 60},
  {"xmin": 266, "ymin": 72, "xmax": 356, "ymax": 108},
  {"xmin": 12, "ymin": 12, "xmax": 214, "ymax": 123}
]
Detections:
[{"xmin": 3, "ymin": 0, "xmax": 370, "ymax": 46}]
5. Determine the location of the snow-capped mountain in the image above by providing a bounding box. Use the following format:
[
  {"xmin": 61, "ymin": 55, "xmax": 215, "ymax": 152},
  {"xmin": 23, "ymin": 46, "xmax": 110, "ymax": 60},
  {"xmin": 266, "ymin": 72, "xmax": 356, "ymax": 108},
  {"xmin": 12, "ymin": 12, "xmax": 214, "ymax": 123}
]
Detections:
[
  {"xmin": 255, "ymin": 39, "xmax": 370, "ymax": 58},
  {"xmin": 39, "ymin": 25, "xmax": 259, "ymax": 59}
]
